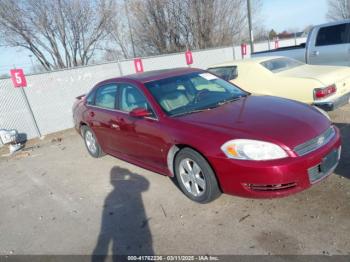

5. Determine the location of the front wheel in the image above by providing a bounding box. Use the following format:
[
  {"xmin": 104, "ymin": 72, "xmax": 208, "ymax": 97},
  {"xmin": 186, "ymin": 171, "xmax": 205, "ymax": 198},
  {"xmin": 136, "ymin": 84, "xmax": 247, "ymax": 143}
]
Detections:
[
  {"xmin": 81, "ymin": 125, "xmax": 104, "ymax": 158},
  {"xmin": 174, "ymin": 148, "xmax": 221, "ymax": 203}
]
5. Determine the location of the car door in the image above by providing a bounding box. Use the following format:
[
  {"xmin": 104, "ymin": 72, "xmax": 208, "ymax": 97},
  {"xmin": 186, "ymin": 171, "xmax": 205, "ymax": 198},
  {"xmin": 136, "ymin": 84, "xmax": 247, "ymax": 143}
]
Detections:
[
  {"xmin": 113, "ymin": 83, "xmax": 167, "ymax": 170},
  {"xmin": 85, "ymin": 84, "xmax": 119, "ymax": 153},
  {"xmin": 308, "ymin": 22, "xmax": 350, "ymax": 66}
]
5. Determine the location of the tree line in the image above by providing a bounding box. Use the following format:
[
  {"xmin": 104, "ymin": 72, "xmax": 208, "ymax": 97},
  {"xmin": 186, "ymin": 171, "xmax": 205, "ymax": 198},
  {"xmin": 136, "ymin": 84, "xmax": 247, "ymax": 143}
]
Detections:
[
  {"xmin": 1, "ymin": 0, "xmax": 346, "ymax": 72},
  {"xmin": 0, "ymin": 0, "xmax": 265, "ymax": 71}
]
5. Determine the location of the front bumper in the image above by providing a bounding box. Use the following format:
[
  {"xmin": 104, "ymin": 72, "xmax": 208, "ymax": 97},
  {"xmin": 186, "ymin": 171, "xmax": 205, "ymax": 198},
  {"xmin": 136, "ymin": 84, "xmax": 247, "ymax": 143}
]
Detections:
[
  {"xmin": 209, "ymin": 127, "xmax": 341, "ymax": 198},
  {"xmin": 313, "ymin": 92, "xmax": 350, "ymax": 111}
]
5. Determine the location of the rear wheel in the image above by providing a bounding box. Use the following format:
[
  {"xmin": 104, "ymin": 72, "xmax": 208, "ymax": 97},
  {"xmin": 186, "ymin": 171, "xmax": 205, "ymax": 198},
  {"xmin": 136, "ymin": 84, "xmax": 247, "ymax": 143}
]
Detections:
[
  {"xmin": 174, "ymin": 148, "xmax": 221, "ymax": 203},
  {"xmin": 81, "ymin": 125, "xmax": 104, "ymax": 158}
]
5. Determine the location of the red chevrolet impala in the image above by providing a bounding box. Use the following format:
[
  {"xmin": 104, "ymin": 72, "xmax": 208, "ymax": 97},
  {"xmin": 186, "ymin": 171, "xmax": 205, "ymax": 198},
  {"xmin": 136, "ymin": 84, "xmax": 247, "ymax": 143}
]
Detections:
[{"xmin": 73, "ymin": 68, "xmax": 341, "ymax": 203}]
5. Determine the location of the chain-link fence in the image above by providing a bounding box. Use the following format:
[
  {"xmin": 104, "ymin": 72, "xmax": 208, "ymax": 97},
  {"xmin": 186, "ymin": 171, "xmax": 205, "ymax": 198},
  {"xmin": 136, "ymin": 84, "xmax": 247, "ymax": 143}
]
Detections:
[{"xmin": 0, "ymin": 37, "xmax": 306, "ymax": 145}]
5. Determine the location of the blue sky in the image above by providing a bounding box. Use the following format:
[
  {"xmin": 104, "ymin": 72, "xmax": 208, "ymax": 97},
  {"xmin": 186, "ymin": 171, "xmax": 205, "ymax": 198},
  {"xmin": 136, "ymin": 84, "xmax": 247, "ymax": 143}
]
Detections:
[
  {"xmin": 0, "ymin": 0, "xmax": 329, "ymax": 75},
  {"xmin": 261, "ymin": 0, "xmax": 328, "ymax": 32},
  {"xmin": 0, "ymin": 46, "xmax": 33, "ymax": 76}
]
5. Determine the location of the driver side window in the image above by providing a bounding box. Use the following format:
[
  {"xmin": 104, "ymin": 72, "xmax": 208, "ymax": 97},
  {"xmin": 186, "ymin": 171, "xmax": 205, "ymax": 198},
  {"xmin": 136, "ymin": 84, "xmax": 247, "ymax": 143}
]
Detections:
[{"xmin": 119, "ymin": 84, "xmax": 155, "ymax": 117}]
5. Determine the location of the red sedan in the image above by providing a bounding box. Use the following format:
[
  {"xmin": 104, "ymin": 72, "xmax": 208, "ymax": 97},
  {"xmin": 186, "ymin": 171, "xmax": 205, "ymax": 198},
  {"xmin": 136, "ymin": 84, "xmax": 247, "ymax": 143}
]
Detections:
[{"xmin": 73, "ymin": 68, "xmax": 341, "ymax": 203}]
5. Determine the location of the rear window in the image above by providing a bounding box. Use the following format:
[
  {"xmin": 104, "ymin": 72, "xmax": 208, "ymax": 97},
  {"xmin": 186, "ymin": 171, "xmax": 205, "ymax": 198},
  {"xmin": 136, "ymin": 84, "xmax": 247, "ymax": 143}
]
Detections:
[
  {"xmin": 207, "ymin": 66, "xmax": 237, "ymax": 81},
  {"xmin": 316, "ymin": 23, "xmax": 349, "ymax": 46},
  {"xmin": 261, "ymin": 58, "xmax": 303, "ymax": 73}
]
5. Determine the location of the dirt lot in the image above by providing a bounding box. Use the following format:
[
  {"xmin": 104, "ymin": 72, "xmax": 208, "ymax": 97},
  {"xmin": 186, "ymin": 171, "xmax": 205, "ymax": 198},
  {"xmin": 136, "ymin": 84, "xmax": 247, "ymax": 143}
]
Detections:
[{"xmin": 0, "ymin": 105, "xmax": 349, "ymax": 257}]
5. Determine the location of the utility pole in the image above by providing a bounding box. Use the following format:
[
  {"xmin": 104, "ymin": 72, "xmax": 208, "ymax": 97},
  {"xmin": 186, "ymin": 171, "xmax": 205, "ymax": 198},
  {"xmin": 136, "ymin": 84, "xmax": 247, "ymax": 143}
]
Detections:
[
  {"xmin": 28, "ymin": 55, "xmax": 34, "ymax": 73},
  {"xmin": 124, "ymin": 0, "xmax": 136, "ymax": 58},
  {"xmin": 247, "ymin": 0, "xmax": 254, "ymax": 53}
]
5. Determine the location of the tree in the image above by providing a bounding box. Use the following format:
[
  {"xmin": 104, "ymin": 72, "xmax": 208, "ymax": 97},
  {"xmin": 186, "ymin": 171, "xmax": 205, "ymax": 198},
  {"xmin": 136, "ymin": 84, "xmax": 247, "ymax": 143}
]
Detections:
[
  {"xmin": 269, "ymin": 29, "xmax": 277, "ymax": 40},
  {"xmin": 125, "ymin": 0, "xmax": 260, "ymax": 56},
  {"xmin": 129, "ymin": 0, "xmax": 189, "ymax": 55},
  {"xmin": 0, "ymin": 0, "xmax": 116, "ymax": 71},
  {"xmin": 188, "ymin": 0, "xmax": 250, "ymax": 48},
  {"xmin": 303, "ymin": 25, "xmax": 314, "ymax": 34},
  {"xmin": 0, "ymin": 73, "xmax": 10, "ymax": 79},
  {"xmin": 104, "ymin": 0, "xmax": 135, "ymax": 59},
  {"xmin": 327, "ymin": 0, "xmax": 350, "ymax": 21}
]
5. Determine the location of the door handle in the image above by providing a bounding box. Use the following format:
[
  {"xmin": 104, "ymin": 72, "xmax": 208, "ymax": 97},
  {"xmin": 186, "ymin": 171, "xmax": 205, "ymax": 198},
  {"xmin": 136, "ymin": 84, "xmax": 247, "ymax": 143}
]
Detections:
[
  {"xmin": 89, "ymin": 111, "xmax": 95, "ymax": 117},
  {"xmin": 110, "ymin": 118, "xmax": 121, "ymax": 130},
  {"xmin": 311, "ymin": 50, "xmax": 319, "ymax": 56},
  {"xmin": 111, "ymin": 123, "xmax": 120, "ymax": 129}
]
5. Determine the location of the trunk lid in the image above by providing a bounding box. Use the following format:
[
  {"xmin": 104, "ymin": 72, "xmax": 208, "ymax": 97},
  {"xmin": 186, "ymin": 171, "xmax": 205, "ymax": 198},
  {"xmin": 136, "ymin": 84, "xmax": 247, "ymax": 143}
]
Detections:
[{"xmin": 278, "ymin": 64, "xmax": 350, "ymax": 96}]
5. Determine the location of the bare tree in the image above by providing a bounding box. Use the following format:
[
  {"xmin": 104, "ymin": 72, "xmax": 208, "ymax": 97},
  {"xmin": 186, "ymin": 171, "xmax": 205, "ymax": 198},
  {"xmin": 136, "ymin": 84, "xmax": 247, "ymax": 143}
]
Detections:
[
  {"xmin": 128, "ymin": 0, "xmax": 189, "ymax": 55},
  {"xmin": 327, "ymin": 0, "xmax": 350, "ymax": 21},
  {"xmin": 101, "ymin": 0, "xmax": 134, "ymax": 60},
  {"xmin": 126, "ymin": 0, "xmax": 260, "ymax": 56},
  {"xmin": 0, "ymin": 0, "xmax": 116, "ymax": 71},
  {"xmin": 0, "ymin": 73, "xmax": 10, "ymax": 79}
]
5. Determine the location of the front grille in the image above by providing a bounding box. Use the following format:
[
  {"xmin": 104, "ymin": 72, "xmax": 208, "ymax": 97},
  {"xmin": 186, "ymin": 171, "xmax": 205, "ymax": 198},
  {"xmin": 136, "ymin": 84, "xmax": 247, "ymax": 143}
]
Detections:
[
  {"xmin": 294, "ymin": 127, "xmax": 335, "ymax": 156},
  {"xmin": 245, "ymin": 182, "xmax": 297, "ymax": 191}
]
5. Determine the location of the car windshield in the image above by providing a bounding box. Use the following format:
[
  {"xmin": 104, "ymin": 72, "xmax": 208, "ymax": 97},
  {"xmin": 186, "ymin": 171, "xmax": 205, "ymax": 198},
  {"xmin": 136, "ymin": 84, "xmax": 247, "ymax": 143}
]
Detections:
[
  {"xmin": 207, "ymin": 66, "xmax": 237, "ymax": 81},
  {"xmin": 144, "ymin": 72, "xmax": 247, "ymax": 117},
  {"xmin": 261, "ymin": 57, "xmax": 304, "ymax": 73}
]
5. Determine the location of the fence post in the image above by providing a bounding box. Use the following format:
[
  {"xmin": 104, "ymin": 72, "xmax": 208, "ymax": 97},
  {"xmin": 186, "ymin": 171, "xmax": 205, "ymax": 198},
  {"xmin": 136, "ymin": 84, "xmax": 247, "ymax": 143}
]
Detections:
[
  {"xmin": 117, "ymin": 57, "xmax": 123, "ymax": 76},
  {"xmin": 19, "ymin": 88, "xmax": 42, "ymax": 138}
]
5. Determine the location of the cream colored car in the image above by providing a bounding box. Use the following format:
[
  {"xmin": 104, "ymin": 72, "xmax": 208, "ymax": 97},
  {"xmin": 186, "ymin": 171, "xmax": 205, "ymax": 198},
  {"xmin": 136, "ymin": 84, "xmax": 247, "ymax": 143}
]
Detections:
[{"xmin": 208, "ymin": 56, "xmax": 350, "ymax": 111}]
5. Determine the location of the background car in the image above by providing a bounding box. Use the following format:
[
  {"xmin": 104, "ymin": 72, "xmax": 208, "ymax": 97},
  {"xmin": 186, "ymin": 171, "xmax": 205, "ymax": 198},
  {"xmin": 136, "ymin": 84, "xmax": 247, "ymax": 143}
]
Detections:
[
  {"xmin": 73, "ymin": 68, "xmax": 341, "ymax": 203},
  {"xmin": 208, "ymin": 56, "xmax": 350, "ymax": 111}
]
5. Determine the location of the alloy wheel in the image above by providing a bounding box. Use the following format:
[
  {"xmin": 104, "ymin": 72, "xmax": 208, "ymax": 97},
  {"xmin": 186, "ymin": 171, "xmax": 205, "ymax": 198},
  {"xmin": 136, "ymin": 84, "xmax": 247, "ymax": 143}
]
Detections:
[
  {"xmin": 179, "ymin": 158, "xmax": 206, "ymax": 197},
  {"xmin": 85, "ymin": 130, "xmax": 97, "ymax": 154}
]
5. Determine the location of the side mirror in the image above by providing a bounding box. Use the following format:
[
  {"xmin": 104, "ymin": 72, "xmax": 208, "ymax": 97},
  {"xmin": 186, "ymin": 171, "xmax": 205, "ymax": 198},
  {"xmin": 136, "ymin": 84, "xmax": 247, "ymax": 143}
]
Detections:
[{"xmin": 129, "ymin": 107, "xmax": 152, "ymax": 118}]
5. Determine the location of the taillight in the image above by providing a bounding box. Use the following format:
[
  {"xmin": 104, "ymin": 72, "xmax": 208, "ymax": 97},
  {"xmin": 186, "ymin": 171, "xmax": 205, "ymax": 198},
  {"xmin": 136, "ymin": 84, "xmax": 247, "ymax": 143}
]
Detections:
[{"xmin": 313, "ymin": 84, "xmax": 336, "ymax": 100}]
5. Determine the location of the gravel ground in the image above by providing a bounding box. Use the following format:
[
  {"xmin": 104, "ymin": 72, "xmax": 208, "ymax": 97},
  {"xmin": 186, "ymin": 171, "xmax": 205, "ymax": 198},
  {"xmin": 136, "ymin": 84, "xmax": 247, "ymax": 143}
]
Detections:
[{"xmin": 0, "ymin": 105, "xmax": 349, "ymax": 257}]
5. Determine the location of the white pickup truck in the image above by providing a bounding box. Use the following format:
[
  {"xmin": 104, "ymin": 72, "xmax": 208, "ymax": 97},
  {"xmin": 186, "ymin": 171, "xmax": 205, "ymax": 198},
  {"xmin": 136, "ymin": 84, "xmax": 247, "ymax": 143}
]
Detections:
[{"xmin": 253, "ymin": 20, "xmax": 350, "ymax": 66}]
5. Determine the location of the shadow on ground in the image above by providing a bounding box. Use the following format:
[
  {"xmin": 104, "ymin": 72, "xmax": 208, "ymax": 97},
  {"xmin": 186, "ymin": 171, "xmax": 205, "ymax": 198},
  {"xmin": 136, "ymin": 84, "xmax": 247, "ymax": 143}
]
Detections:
[
  {"xmin": 92, "ymin": 166, "xmax": 153, "ymax": 261},
  {"xmin": 334, "ymin": 123, "xmax": 350, "ymax": 179}
]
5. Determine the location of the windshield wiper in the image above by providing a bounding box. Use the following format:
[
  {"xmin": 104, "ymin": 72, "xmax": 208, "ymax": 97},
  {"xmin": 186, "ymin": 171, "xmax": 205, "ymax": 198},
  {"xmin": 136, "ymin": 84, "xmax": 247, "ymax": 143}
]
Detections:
[
  {"xmin": 171, "ymin": 95, "xmax": 247, "ymax": 117},
  {"xmin": 217, "ymin": 95, "xmax": 246, "ymax": 106},
  {"xmin": 171, "ymin": 105, "xmax": 219, "ymax": 117}
]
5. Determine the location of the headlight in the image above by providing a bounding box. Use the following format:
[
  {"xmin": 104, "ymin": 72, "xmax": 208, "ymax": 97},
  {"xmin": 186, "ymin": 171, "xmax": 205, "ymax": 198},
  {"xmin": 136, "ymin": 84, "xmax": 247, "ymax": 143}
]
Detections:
[
  {"xmin": 313, "ymin": 106, "xmax": 330, "ymax": 121},
  {"xmin": 220, "ymin": 139, "xmax": 288, "ymax": 160}
]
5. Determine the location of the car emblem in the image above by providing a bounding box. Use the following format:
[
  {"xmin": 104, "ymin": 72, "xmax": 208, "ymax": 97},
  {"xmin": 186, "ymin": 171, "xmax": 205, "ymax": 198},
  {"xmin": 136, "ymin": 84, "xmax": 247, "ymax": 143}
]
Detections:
[{"xmin": 317, "ymin": 136, "xmax": 325, "ymax": 145}]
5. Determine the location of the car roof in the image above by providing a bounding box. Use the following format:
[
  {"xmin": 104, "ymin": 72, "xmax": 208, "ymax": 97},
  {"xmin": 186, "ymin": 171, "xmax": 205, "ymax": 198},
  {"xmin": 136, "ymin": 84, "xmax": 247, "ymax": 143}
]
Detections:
[
  {"xmin": 107, "ymin": 67, "xmax": 204, "ymax": 84},
  {"xmin": 313, "ymin": 19, "xmax": 350, "ymax": 29},
  {"xmin": 208, "ymin": 56, "xmax": 284, "ymax": 68}
]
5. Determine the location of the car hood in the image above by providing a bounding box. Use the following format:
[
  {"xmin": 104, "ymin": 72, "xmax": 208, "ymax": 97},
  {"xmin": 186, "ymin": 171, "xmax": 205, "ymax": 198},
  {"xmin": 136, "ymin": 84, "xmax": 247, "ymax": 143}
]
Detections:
[
  {"xmin": 278, "ymin": 64, "xmax": 350, "ymax": 85},
  {"xmin": 177, "ymin": 95, "xmax": 330, "ymax": 149}
]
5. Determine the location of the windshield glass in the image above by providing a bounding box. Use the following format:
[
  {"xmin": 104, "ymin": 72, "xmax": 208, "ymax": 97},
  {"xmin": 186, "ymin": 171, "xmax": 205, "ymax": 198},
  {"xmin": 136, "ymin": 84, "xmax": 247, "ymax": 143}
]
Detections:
[
  {"xmin": 144, "ymin": 72, "xmax": 247, "ymax": 116},
  {"xmin": 207, "ymin": 66, "xmax": 237, "ymax": 81},
  {"xmin": 261, "ymin": 57, "xmax": 304, "ymax": 73}
]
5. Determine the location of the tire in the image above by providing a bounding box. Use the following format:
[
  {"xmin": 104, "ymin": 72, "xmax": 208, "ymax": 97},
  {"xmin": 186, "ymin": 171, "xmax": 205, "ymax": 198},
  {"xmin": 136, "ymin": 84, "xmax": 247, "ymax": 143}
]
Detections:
[
  {"xmin": 174, "ymin": 148, "xmax": 221, "ymax": 203},
  {"xmin": 81, "ymin": 125, "xmax": 104, "ymax": 158}
]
